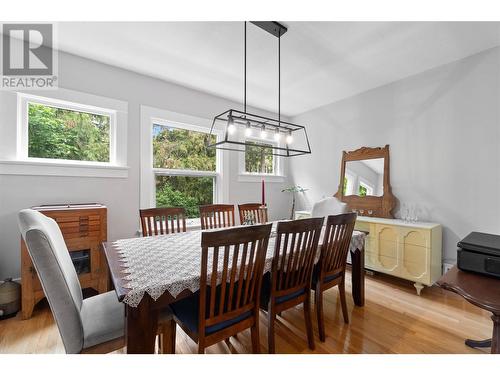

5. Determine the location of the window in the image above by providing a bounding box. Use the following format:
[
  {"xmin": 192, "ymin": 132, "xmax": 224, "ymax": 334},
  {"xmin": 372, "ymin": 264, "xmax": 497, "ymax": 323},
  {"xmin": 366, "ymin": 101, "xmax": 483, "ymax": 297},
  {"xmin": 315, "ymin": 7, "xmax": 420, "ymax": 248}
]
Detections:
[
  {"xmin": 1, "ymin": 91, "xmax": 128, "ymax": 177},
  {"xmin": 359, "ymin": 181, "xmax": 374, "ymax": 197},
  {"xmin": 152, "ymin": 123, "xmax": 218, "ymax": 219},
  {"xmin": 238, "ymin": 136, "xmax": 284, "ymax": 182},
  {"xmin": 343, "ymin": 173, "xmax": 355, "ymax": 195},
  {"xmin": 245, "ymin": 141, "xmax": 274, "ymax": 174},
  {"xmin": 27, "ymin": 102, "xmax": 111, "ymax": 163},
  {"xmin": 156, "ymin": 175, "xmax": 214, "ymax": 218}
]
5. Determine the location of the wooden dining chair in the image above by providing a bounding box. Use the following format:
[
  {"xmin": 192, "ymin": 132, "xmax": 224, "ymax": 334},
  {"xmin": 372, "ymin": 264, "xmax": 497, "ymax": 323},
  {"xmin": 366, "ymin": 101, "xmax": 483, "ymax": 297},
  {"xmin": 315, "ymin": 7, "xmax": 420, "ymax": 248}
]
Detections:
[
  {"xmin": 140, "ymin": 207, "xmax": 186, "ymax": 236},
  {"xmin": 312, "ymin": 212, "xmax": 357, "ymax": 341},
  {"xmin": 260, "ymin": 217, "xmax": 324, "ymax": 353},
  {"xmin": 199, "ymin": 204, "xmax": 235, "ymax": 230},
  {"xmin": 238, "ymin": 203, "xmax": 268, "ymax": 224},
  {"xmin": 18, "ymin": 209, "xmax": 176, "ymax": 354},
  {"xmin": 170, "ymin": 223, "xmax": 272, "ymax": 353}
]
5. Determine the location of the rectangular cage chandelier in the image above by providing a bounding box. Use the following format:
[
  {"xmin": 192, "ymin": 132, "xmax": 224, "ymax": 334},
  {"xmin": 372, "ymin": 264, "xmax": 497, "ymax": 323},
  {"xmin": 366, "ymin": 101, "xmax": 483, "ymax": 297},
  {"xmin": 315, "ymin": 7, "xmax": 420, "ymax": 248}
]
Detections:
[{"xmin": 207, "ymin": 21, "xmax": 312, "ymax": 157}]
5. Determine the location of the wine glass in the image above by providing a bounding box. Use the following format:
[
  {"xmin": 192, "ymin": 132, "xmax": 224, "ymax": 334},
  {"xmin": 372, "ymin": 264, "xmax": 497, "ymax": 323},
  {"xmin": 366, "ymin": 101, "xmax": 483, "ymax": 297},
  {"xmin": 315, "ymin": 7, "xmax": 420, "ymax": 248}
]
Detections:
[
  {"xmin": 410, "ymin": 203, "xmax": 419, "ymax": 223},
  {"xmin": 400, "ymin": 203, "xmax": 408, "ymax": 222}
]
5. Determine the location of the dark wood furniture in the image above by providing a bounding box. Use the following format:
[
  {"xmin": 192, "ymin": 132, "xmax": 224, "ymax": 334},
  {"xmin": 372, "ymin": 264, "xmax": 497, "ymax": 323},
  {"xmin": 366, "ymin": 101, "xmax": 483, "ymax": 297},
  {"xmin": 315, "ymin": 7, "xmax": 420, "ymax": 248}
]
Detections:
[
  {"xmin": 101, "ymin": 224, "xmax": 365, "ymax": 354},
  {"xmin": 312, "ymin": 213, "xmax": 356, "ymax": 341},
  {"xmin": 260, "ymin": 218, "xmax": 323, "ymax": 353},
  {"xmin": 140, "ymin": 207, "xmax": 187, "ymax": 236},
  {"xmin": 437, "ymin": 266, "xmax": 500, "ymax": 354},
  {"xmin": 238, "ymin": 203, "xmax": 268, "ymax": 224},
  {"xmin": 170, "ymin": 224, "xmax": 272, "ymax": 353},
  {"xmin": 21, "ymin": 204, "xmax": 109, "ymax": 320},
  {"xmin": 334, "ymin": 145, "xmax": 396, "ymax": 218},
  {"xmin": 199, "ymin": 204, "xmax": 236, "ymax": 230}
]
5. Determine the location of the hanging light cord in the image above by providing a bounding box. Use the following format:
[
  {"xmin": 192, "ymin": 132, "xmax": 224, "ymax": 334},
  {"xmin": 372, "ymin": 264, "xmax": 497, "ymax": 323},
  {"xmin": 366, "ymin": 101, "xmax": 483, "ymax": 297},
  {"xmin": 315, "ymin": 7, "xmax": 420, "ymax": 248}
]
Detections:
[{"xmin": 278, "ymin": 31, "xmax": 281, "ymax": 125}]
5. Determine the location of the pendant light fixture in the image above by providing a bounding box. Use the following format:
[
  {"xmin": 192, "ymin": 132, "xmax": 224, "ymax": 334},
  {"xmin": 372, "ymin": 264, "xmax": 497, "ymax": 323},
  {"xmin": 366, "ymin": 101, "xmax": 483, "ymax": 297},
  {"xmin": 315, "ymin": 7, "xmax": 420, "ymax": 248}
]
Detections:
[{"xmin": 207, "ymin": 21, "xmax": 311, "ymax": 157}]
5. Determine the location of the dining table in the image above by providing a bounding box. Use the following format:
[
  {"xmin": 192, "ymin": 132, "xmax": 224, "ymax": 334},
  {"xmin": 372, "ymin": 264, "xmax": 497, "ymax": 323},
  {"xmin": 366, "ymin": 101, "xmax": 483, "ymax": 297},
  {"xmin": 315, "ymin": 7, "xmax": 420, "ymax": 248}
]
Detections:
[{"xmin": 102, "ymin": 222, "xmax": 366, "ymax": 354}]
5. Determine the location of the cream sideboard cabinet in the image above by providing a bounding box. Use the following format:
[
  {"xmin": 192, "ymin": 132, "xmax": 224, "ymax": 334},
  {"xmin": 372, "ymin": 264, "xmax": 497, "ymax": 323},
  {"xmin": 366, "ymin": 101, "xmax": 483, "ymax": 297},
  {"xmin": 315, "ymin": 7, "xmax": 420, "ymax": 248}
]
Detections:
[
  {"xmin": 294, "ymin": 211, "xmax": 442, "ymax": 295},
  {"xmin": 354, "ymin": 216, "xmax": 442, "ymax": 295}
]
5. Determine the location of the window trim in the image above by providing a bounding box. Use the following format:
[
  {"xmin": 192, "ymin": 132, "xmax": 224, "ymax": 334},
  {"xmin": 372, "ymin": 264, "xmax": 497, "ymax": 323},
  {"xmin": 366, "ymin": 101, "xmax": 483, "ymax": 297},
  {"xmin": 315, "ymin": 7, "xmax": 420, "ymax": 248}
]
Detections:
[
  {"xmin": 0, "ymin": 89, "xmax": 128, "ymax": 178},
  {"xmin": 140, "ymin": 105, "xmax": 229, "ymax": 218},
  {"xmin": 344, "ymin": 171, "xmax": 355, "ymax": 196}
]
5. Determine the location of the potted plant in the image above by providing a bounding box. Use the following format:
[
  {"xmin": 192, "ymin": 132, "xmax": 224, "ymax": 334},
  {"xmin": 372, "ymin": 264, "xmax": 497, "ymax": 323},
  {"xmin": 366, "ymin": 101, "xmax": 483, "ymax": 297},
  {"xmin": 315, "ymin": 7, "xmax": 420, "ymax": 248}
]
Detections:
[{"xmin": 281, "ymin": 185, "xmax": 309, "ymax": 220}]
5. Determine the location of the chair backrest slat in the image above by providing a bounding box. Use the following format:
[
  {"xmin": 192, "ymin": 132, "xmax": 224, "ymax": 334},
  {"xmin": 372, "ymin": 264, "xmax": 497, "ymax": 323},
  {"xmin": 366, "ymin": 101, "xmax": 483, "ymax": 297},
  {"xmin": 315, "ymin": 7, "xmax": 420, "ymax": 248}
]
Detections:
[
  {"xmin": 139, "ymin": 207, "xmax": 187, "ymax": 237},
  {"xmin": 199, "ymin": 204, "xmax": 235, "ymax": 230},
  {"xmin": 271, "ymin": 218, "xmax": 323, "ymax": 295},
  {"xmin": 238, "ymin": 203, "xmax": 268, "ymax": 225},
  {"xmin": 198, "ymin": 224, "xmax": 272, "ymax": 334},
  {"xmin": 320, "ymin": 213, "xmax": 357, "ymax": 279}
]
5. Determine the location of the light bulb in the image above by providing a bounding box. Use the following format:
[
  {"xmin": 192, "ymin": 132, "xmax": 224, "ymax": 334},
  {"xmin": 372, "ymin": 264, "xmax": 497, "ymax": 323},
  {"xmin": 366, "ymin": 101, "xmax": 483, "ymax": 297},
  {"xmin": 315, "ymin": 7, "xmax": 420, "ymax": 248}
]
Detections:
[
  {"xmin": 274, "ymin": 128, "xmax": 281, "ymax": 141},
  {"xmin": 227, "ymin": 116, "xmax": 236, "ymax": 135},
  {"xmin": 260, "ymin": 126, "xmax": 267, "ymax": 139},
  {"xmin": 286, "ymin": 131, "xmax": 293, "ymax": 144},
  {"xmin": 245, "ymin": 121, "xmax": 252, "ymax": 137}
]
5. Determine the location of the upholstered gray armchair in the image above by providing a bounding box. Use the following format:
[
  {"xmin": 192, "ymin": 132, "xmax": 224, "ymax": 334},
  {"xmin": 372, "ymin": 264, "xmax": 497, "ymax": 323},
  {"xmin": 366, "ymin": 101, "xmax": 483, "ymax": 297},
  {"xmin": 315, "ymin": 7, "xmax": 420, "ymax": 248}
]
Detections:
[{"xmin": 18, "ymin": 209, "xmax": 174, "ymax": 354}]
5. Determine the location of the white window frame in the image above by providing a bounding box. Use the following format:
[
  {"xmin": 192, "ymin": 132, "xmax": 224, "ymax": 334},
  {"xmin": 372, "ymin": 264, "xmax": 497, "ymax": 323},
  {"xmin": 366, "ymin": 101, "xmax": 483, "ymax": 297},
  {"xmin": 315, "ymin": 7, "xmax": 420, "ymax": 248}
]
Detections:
[
  {"xmin": 358, "ymin": 178, "xmax": 374, "ymax": 196},
  {"xmin": 237, "ymin": 135, "xmax": 285, "ymax": 183},
  {"xmin": 18, "ymin": 94, "xmax": 117, "ymax": 165},
  {"xmin": 140, "ymin": 106, "xmax": 229, "ymax": 227},
  {"xmin": 344, "ymin": 171, "xmax": 356, "ymax": 196},
  {"xmin": 0, "ymin": 89, "xmax": 128, "ymax": 178}
]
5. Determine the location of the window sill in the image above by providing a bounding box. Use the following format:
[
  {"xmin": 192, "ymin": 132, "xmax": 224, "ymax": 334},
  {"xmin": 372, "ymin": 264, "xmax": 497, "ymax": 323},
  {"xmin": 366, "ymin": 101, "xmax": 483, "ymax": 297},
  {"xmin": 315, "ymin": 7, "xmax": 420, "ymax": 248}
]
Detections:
[
  {"xmin": 237, "ymin": 173, "xmax": 286, "ymax": 183},
  {"xmin": 0, "ymin": 160, "xmax": 129, "ymax": 178}
]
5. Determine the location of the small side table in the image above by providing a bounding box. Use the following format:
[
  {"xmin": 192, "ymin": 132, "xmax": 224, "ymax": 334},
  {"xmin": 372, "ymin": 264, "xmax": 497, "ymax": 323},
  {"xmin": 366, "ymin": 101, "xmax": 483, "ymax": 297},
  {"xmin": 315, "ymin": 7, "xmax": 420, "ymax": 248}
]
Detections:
[{"xmin": 437, "ymin": 266, "xmax": 500, "ymax": 354}]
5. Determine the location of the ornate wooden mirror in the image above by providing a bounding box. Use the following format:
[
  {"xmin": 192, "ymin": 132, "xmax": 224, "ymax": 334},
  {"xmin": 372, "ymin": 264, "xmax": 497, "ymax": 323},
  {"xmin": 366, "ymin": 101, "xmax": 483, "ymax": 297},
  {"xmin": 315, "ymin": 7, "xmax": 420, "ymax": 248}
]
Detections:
[{"xmin": 334, "ymin": 145, "xmax": 396, "ymax": 218}]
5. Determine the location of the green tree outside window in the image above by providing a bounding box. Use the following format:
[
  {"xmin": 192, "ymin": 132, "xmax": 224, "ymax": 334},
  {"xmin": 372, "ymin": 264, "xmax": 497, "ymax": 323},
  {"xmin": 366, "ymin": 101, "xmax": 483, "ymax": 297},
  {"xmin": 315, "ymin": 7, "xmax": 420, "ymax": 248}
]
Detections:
[
  {"xmin": 28, "ymin": 103, "xmax": 110, "ymax": 162},
  {"xmin": 245, "ymin": 141, "xmax": 274, "ymax": 174}
]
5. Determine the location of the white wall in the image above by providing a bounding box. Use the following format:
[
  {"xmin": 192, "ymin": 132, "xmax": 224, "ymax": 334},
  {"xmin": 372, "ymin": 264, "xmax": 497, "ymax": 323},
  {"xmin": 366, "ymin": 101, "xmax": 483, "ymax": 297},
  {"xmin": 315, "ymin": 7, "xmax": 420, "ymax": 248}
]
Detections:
[
  {"xmin": 0, "ymin": 51, "xmax": 292, "ymax": 280},
  {"xmin": 290, "ymin": 46, "xmax": 500, "ymax": 263}
]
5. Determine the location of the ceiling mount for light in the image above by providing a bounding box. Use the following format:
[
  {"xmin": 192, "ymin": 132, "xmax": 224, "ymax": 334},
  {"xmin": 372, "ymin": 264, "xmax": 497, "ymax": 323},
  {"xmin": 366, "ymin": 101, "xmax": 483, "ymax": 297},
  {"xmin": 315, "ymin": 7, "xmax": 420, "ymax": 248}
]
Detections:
[{"xmin": 207, "ymin": 21, "xmax": 311, "ymax": 157}]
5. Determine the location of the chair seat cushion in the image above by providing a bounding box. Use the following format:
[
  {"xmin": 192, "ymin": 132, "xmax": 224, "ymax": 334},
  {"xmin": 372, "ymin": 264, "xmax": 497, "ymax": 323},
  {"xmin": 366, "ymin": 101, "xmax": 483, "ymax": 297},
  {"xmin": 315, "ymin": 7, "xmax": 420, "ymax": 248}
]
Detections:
[
  {"xmin": 259, "ymin": 272, "xmax": 305, "ymax": 308},
  {"xmin": 81, "ymin": 291, "xmax": 125, "ymax": 349},
  {"xmin": 311, "ymin": 264, "xmax": 341, "ymax": 287},
  {"xmin": 170, "ymin": 286, "xmax": 252, "ymax": 336}
]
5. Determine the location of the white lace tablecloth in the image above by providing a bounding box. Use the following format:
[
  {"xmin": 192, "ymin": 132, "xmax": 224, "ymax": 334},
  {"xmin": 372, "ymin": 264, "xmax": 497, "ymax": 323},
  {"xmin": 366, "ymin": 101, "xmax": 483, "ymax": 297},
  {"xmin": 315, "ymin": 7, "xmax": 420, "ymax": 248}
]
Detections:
[{"xmin": 113, "ymin": 226, "xmax": 365, "ymax": 307}]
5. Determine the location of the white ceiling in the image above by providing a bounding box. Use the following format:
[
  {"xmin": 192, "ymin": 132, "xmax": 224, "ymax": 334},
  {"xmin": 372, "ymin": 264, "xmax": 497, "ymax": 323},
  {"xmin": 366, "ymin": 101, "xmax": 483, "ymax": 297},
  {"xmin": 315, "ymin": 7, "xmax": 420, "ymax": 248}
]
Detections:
[{"xmin": 52, "ymin": 22, "xmax": 500, "ymax": 116}]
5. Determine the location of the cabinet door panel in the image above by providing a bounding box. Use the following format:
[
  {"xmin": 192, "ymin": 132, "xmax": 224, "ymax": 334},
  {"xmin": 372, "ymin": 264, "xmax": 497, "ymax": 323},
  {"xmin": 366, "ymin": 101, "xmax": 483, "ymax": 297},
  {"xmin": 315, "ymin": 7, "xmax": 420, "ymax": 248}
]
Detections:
[
  {"xmin": 401, "ymin": 230, "xmax": 430, "ymax": 283},
  {"xmin": 371, "ymin": 225, "xmax": 399, "ymax": 274}
]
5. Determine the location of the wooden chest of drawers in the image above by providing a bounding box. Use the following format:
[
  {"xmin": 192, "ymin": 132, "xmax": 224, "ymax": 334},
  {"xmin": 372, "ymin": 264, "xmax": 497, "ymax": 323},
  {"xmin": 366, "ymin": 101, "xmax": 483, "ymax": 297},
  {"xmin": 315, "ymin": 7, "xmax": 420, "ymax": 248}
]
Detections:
[{"xmin": 21, "ymin": 204, "xmax": 109, "ymax": 319}]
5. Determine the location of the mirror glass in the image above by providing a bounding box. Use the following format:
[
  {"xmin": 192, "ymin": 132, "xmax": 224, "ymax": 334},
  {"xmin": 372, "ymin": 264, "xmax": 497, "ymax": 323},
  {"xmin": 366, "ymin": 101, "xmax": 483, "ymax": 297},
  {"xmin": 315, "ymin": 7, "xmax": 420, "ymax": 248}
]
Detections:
[{"xmin": 343, "ymin": 158, "xmax": 384, "ymax": 197}]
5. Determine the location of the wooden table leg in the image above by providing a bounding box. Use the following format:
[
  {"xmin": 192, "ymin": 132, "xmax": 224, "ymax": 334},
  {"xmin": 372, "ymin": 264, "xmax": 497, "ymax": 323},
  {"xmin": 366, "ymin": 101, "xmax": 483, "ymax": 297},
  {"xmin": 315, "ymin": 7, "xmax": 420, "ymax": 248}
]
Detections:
[
  {"xmin": 126, "ymin": 297, "xmax": 158, "ymax": 354},
  {"xmin": 350, "ymin": 247, "xmax": 365, "ymax": 307},
  {"xmin": 467, "ymin": 315, "xmax": 500, "ymax": 353},
  {"xmin": 492, "ymin": 314, "xmax": 500, "ymax": 354}
]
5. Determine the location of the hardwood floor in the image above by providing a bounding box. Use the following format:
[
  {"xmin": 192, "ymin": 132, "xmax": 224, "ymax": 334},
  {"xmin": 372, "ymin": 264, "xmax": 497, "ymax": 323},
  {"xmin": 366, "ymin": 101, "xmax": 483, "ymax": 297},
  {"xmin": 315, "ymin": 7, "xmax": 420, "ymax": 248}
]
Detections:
[{"xmin": 0, "ymin": 270, "xmax": 492, "ymax": 354}]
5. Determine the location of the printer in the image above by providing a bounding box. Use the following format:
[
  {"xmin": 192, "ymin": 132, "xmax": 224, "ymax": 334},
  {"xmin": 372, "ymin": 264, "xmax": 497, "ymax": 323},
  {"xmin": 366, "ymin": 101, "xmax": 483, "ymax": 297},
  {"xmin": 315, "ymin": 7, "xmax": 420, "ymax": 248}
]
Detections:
[{"xmin": 457, "ymin": 231, "xmax": 500, "ymax": 278}]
